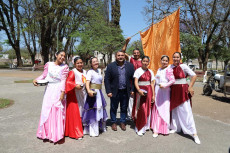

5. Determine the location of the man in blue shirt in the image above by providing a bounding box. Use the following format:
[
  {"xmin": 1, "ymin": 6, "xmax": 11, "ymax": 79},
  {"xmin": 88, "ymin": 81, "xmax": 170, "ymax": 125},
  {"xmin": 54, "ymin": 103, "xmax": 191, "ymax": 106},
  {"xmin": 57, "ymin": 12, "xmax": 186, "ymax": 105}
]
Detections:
[{"xmin": 104, "ymin": 51, "xmax": 135, "ymax": 131}]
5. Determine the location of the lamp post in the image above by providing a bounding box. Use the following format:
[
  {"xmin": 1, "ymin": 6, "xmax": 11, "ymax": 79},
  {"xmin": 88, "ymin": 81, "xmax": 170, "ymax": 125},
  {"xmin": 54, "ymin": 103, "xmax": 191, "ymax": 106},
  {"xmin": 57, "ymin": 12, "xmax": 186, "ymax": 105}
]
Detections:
[{"xmin": 57, "ymin": 21, "xmax": 62, "ymax": 52}]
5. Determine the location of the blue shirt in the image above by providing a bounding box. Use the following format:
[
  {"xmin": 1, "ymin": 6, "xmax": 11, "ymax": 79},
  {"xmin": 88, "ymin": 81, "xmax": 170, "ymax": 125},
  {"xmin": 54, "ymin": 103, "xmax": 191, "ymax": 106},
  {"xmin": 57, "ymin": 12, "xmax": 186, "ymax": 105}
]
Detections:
[{"xmin": 117, "ymin": 61, "xmax": 126, "ymax": 89}]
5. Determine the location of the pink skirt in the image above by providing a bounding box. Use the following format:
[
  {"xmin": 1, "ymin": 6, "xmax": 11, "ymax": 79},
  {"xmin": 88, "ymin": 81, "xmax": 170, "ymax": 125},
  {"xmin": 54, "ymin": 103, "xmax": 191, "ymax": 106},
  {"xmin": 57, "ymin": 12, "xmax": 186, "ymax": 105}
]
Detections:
[
  {"xmin": 36, "ymin": 104, "xmax": 66, "ymax": 143},
  {"xmin": 150, "ymin": 104, "xmax": 169, "ymax": 135}
]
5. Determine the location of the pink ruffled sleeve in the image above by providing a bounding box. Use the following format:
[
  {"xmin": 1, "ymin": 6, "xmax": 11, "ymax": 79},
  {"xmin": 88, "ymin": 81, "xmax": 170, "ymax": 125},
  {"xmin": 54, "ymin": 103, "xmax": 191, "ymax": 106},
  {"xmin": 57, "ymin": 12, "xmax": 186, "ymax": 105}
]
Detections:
[
  {"xmin": 36, "ymin": 62, "xmax": 49, "ymax": 80},
  {"xmin": 60, "ymin": 64, "xmax": 69, "ymax": 92},
  {"xmin": 161, "ymin": 67, "xmax": 175, "ymax": 88}
]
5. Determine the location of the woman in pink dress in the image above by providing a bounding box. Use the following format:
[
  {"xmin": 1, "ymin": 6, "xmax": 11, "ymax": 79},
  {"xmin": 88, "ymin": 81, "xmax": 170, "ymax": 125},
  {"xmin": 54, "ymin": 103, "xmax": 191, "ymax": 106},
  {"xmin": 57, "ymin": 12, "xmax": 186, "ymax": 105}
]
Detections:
[
  {"xmin": 132, "ymin": 56, "xmax": 155, "ymax": 136},
  {"xmin": 33, "ymin": 50, "xmax": 69, "ymax": 143},
  {"xmin": 151, "ymin": 55, "xmax": 175, "ymax": 138}
]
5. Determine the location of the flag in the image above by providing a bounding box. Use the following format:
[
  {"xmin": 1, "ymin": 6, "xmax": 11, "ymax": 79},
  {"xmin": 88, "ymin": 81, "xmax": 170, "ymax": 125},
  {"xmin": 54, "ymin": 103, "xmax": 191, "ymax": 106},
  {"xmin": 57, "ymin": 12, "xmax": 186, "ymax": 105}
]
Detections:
[
  {"xmin": 140, "ymin": 9, "xmax": 181, "ymax": 74},
  {"xmin": 82, "ymin": 74, "xmax": 86, "ymax": 83}
]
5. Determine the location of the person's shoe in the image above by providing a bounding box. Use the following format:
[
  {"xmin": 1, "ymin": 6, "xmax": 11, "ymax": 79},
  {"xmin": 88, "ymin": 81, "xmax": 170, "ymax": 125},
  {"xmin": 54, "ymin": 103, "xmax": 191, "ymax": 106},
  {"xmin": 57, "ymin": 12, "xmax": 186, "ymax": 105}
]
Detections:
[
  {"xmin": 120, "ymin": 123, "xmax": 126, "ymax": 131},
  {"xmin": 111, "ymin": 123, "xmax": 117, "ymax": 131},
  {"xmin": 77, "ymin": 137, "xmax": 83, "ymax": 140},
  {"xmin": 193, "ymin": 135, "xmax": 201, "ymax": 145},
  {"xmin": 169, "ymin": 130, "xmax": 176, "ymax": 134},
  {"xmin": 152, "ymin": 133, "xmax": 158, "ymax": 138},
  {"xmin": 136, "ymin": 131, "xmax": 143, "ymax": 136}
]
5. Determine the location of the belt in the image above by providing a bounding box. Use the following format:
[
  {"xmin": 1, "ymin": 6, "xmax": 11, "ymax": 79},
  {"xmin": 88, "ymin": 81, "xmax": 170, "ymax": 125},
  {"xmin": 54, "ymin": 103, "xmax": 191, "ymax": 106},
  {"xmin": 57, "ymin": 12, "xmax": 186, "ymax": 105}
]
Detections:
[
  {"xmin": 174, "ymin": 78, "xmax": 187, "ymax": 84},
  {"xmin": 138, "ymin": 81, "xmax": 151, "ymax": 86},
  {"xmin": 48, "ymin": 81, "xmax": 60, "ymax": 84},
  {"xmin": 118, "ymin": 88, "xmax": 126, "ymax": 91},
  {"xmin": 90, "ymin": 83, "xmax": 102, "ymax": 89}
]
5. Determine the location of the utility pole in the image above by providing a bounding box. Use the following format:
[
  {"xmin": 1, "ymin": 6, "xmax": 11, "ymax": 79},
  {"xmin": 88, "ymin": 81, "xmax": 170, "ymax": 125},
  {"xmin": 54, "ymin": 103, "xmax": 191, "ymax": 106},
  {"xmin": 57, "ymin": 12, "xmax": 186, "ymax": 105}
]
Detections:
[
  {"xmin": 57, "ymin": 21, "xmax": 62, "ymax": 52},
  {"xmin": 152, "ymin": 0, "xmax": 154, "ymax": 23}
]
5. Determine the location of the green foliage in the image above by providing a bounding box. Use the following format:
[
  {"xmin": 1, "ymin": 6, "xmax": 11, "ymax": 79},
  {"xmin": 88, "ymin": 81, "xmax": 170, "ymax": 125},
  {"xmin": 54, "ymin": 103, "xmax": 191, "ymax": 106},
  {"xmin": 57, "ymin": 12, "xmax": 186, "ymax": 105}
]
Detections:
[
  {"xmin": 20, "ymin": 48, "xmax": 30, "ymax": 59},
  {"xmin": 180, "ymin": 32, "xmax": 203, "ymax": 62},
  {"xmin": 5, "ymin": 48, "xmax": 30, "ymax": 60},
  {"xmin": 73, "ymin": 2, "xmax": 124, "ymax": 61},
  {"xmin": 5, "ymin": 49, "xmax": 16, "ymax": 60},
  {"xmin": 221, "ymin": 46, "xmax": 230, "ymax": 62},
  {"xmin": 126, "ymin": 40, "xmax": 144, "ymax": 56}
]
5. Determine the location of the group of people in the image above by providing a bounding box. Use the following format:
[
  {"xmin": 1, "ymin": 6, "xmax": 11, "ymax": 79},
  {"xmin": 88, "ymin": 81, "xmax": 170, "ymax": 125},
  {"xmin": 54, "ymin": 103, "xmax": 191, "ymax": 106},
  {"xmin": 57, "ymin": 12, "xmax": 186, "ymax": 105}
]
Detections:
[{"xmin": 33, "ymin": 39, "xmax": 201, "ymax": 145}]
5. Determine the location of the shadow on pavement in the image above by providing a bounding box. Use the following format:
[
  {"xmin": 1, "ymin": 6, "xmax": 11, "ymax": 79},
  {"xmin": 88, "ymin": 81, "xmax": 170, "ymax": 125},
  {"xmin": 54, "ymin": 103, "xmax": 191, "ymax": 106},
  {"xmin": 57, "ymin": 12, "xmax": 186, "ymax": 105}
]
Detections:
[
  {"xmin": 211, "ymin": 95, "xmax": 230, "ymax": 104},
  {"xmin": 177, "ymin": 131, "xmax": 194, "ymax": 141}
]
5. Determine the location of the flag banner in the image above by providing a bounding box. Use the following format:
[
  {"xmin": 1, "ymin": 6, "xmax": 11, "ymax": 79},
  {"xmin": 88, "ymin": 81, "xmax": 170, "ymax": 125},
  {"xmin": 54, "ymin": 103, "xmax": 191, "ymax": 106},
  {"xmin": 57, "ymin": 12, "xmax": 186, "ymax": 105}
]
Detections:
[{"xmin": 140, "ymin": 9, "xmax": 181, "ymax": 74}]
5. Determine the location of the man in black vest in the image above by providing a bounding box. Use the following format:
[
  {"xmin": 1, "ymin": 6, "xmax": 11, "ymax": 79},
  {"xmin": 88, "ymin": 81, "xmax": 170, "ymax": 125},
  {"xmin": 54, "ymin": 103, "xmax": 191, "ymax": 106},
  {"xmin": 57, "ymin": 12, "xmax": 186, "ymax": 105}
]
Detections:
[{"xmin": 104, "ymin": 51, "xmax": 135, "ymax": 131}]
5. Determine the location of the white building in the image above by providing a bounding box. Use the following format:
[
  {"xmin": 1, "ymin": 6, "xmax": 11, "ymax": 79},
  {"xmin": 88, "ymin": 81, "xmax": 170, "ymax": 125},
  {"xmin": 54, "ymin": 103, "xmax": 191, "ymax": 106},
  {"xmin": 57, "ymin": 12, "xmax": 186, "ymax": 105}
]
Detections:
[
  {"xmin": 0, "ymin": 54, "xmax": 9, "ymax": 59},
  {"xmin": 93, "ymin": 51, "xmax": 116, "ymax": 65}
]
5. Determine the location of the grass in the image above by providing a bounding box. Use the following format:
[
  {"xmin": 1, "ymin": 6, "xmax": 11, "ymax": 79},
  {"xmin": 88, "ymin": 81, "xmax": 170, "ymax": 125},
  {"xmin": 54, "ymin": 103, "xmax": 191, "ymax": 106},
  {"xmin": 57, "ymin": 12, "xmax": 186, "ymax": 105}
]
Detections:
[
  {"xmin": 0, "ymin": 65, "xmax": 9, "ymax": 69},
  {"xmin": 0, "ymin": 98, "xmax": 14, "ymax": 109},
  {"xmin": 14, "ymin": 79, "xmax": 33, "ymax": 83}
]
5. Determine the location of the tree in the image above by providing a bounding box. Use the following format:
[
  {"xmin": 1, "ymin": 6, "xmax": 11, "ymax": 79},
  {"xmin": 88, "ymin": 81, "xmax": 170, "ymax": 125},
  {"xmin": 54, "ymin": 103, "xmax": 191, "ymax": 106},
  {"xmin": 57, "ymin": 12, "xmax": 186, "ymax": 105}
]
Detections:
[
  {"xmin": 75, "ymin": 2, "xmax": 124, "ymax": 66},
  {"xmin": 21, "ymin": 0, "xmax": 38, "ymax": 65},
  {"xmin": 142, "ymin": 0, "xmax": 155, "ymax": 23},
  {"xmin": 180, "ymin": 32, "xmax": 202, "ymax": 64},
  {"xmin": 0, "ymin": 0, "xmax": 23, "ymax": 66},
  {"xmin": 74, "ymin": 0, "xmax": 124, "ymax": 66},
  {"xmin": 31, "ymin": 0, "xmax": 98, "ymax": 64},
  {"xmin": 111, "ymin": 0, "xmax": 121, "ymax": 27},
  {"xmin": 143, "ymin": 0, "xmax": 230, "ymax": 71}
]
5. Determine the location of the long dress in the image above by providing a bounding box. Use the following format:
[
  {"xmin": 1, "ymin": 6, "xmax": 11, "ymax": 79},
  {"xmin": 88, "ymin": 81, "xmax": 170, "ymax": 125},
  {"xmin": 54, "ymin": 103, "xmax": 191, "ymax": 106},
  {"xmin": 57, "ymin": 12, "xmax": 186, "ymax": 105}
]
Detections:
[
  {"xmin": 72, "ymin": 68, "xmax": 87, "ymax": 117},
  {"xmin": 132, "ymin": 67, "xmax": 154, "ymax": 134},
  {"xmin": 127, "ymin": 57, "xmax": 142, "ymax": 119},
  {"xmin": 82, "ymin": 69, "xmax": 108, "ymax": 137},
  {"xmin": 64, "ymin": 70, "xmax": 84, "ymax": 139},
  {"xmin": 150, "ymin": 67, "xmax": 175, "ymax": 135},
  {"xmin": 36, "ymin": 62, "xmax": 69, "ymax": 143},
  {"xmin": 169, "ymin": 64, "xmax": 197, "ymax": 134}
]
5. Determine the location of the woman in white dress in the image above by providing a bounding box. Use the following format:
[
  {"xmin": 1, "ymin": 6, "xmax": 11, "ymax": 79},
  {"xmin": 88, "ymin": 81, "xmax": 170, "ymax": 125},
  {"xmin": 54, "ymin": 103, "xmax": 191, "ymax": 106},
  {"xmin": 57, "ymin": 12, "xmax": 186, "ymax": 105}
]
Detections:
[
  {"xmin": 82, "ymin": 57, "xmax": 108, "ymax": 137},
  {"xmin": 151, "ymin": 55, "xmax": 175, "ymax": 138},
  {"xmin": 169, "ymin": 52, "xmax": 201, "ymax": 144},
  {"xmin": 72, "ymin": 57, "xmax": 87, "ymax": 117}
]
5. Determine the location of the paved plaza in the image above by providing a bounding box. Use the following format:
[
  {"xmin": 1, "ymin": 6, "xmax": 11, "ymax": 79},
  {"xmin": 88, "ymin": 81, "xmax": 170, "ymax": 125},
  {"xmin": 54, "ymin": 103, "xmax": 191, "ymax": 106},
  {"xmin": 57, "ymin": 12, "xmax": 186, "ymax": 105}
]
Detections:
[{"xmin": 0, "ymin": 69, "xmax": 229, "ymax": 153}]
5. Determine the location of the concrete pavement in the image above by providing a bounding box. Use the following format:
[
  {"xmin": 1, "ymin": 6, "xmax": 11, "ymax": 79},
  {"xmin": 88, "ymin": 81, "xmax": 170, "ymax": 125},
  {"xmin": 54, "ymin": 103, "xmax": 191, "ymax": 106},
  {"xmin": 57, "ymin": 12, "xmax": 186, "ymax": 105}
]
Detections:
[{"xmin": 0, "ymin": 70, "xmax": 229, "ymax": 153}]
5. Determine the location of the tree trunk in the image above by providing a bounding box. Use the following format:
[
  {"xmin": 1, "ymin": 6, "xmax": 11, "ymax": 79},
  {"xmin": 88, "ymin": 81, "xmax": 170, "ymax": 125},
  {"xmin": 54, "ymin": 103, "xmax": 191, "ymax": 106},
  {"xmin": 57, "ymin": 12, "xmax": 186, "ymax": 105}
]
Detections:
[
  {"xmin": 31, "ymin": 54, "xmax": 35, "ymax": 65},
  {"xmin": 224, "ymin": 60, "xmax": 229, "ymax": 68},
  {"xmin": 198, "ymin": 48, "xmax": 203, "ymax": 69},
  {"xmin": 203, "ymin": 45, "xmax": 211, "ymax": 71},
  {"xmin": 102, "ymin": 53, "xmax": 107, "ymax": 67},
  {"xmin": 14, "ymin": 46, "xmax": 23, "ymax": 66}
]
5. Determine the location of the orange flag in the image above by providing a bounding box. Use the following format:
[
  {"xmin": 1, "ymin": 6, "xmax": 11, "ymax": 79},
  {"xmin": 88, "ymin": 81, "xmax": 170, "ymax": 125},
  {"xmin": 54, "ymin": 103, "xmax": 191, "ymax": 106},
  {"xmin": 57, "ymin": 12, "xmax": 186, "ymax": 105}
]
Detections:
[
  {"xmin": 140, "ymin": 9, "xmax": 181, "ymax": 74},
  {"xmin": 82, "ymin": 75, "xmax": 86, "ymax": 83}
]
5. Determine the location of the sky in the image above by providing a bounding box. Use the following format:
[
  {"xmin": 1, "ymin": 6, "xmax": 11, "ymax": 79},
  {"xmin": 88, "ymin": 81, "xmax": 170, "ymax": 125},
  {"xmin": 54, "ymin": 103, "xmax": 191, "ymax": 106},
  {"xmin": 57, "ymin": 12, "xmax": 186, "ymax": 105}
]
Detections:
[
  {"xmin": 0, "ymin": 0, "xmax": 149, "ymax": 50},
  {"xmin": 120, "ymin": 0, "xmax": 149, "ymax": 43}
]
